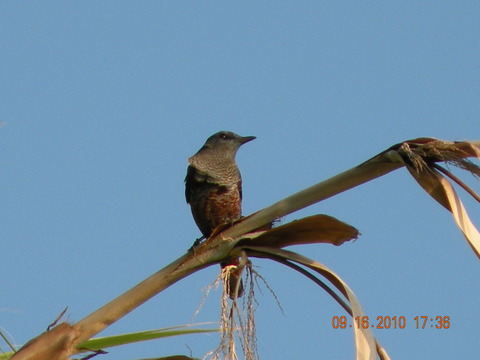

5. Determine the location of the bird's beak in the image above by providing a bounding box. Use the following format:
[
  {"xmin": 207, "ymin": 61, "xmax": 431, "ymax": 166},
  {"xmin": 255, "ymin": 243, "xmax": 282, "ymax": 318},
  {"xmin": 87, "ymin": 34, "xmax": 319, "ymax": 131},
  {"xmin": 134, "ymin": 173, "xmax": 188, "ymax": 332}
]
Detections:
[{"xmin": 239, "ymin": 136, "xmax": 256, "ymax": 144}]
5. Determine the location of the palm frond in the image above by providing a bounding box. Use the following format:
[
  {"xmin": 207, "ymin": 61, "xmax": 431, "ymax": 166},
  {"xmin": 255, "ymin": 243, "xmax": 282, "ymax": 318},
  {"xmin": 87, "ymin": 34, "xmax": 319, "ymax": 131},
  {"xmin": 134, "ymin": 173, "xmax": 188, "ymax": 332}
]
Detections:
[{"xmin": 243, "ymin": 247, "xmax": 390, "ymax": 360}]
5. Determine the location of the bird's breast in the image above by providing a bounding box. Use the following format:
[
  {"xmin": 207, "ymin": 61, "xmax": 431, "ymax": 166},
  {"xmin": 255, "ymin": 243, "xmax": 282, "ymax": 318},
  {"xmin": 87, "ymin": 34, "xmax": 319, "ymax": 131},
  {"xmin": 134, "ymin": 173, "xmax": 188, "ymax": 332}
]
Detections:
[{"xmin": 189, "ymin": 183, "xmax": 242, "ymax": 237}]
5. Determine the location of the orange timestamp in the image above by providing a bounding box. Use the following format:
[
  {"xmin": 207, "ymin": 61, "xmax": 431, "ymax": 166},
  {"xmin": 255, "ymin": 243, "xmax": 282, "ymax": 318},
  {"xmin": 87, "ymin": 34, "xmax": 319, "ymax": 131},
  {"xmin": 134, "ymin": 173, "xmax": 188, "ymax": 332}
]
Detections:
[{"xmin": 331, "ymin": 315, "xmax": 450, "ymax": 330}]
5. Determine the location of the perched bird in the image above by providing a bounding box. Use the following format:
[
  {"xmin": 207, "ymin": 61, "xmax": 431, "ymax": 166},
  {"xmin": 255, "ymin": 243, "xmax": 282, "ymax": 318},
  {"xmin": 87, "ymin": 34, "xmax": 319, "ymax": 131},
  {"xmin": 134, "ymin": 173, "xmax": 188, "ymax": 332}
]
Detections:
[{"xmin": 185, "ymin": 131, "xmax": 256, "ymax": 298}]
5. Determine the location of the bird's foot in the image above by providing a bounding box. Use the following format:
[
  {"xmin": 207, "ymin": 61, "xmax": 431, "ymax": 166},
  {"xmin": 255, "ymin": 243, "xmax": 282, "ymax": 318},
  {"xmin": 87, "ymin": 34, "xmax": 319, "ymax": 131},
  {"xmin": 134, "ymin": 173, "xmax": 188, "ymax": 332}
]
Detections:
[{"xmin": 188, "ymin": 236, "xmax": 205, "ymax": 252}]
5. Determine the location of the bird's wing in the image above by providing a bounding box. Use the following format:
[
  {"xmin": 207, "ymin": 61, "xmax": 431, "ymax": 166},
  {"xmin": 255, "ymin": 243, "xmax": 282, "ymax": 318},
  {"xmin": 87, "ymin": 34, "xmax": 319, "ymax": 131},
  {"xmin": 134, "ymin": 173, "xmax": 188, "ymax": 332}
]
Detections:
[
  {"xmin": 184, "ymin": 165, "xmax": 196, "ymax": 204},
  {"xmin": 185, "ymin": 165, "xmax": 214, "ymax": 204},
  {"xmin": 237, "ymin": 179, "xmax": 242, "ymax": 200}
]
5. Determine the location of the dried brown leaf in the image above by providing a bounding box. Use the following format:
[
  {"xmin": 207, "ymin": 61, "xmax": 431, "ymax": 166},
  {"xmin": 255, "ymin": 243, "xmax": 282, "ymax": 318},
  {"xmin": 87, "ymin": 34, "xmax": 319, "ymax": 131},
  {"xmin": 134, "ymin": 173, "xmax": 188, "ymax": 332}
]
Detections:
[
  {"xmin": 439, "ymin": 176, "xmax": 480, "ymax": 258},
  {"xmin": 376, "ymin": 342, "xmax": 391, "ymax": 360},
  {"xmin": 387, "ymin": 138, "xmax": 480, "ymax": 258},
  {"xmin": 405, "ymin": 163, "xmax": 452, "ymax": 211},
  {"xmin": 245, "ymin": 247, "xmax": 383, "ymax": 360},
  {"xmin": 453, "ymin": 140, "xmax": 480, "ymax": 159},
  {"xmin": 390, "ymin": 138, "xmax": 480, "ymax": 176},
  {"xmin": 405, "ymin": 163, "xmax": 480, "ymax": 258},
  {"xmin": 237, "ymin": 214, "xmax": 359, "ymax": 249}
]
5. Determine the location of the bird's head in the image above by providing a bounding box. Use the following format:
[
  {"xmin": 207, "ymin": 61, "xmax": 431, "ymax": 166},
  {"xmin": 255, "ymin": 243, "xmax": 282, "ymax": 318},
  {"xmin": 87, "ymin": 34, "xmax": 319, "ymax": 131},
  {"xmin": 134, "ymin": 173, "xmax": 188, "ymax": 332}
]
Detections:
[{"xmin": 201, "ymin": 131, "xmax": 256, "ymax": 155}]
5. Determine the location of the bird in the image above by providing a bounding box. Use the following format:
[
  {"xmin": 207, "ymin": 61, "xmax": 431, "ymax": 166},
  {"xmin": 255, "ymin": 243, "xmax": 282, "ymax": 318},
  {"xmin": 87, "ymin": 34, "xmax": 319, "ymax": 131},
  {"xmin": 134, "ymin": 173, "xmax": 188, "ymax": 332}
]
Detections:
[{"xmin": 185, "ymin": 131, "xmax": 256, "ymax": 299}]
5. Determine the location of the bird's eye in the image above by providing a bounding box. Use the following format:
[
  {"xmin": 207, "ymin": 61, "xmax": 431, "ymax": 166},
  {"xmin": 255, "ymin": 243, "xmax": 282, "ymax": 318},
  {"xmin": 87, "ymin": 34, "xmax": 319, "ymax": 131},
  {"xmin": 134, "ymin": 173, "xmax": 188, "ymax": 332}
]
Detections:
[{"xmin": 219, "ymin": 133, "xmax": 228, "ymax": 139}]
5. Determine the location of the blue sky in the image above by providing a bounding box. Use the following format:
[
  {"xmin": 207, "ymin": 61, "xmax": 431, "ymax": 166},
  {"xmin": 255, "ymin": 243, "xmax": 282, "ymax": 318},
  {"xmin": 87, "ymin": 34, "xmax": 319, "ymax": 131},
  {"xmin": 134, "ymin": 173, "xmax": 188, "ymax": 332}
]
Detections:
[{"xmin": 1, "ymin": 2, "xmax": 479, "ymax": 359}]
